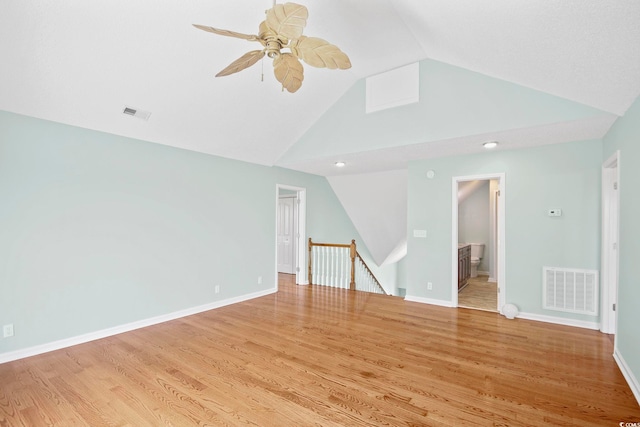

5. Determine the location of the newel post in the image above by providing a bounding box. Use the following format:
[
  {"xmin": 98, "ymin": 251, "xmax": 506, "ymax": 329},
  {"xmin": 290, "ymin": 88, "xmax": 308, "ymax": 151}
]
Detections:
[
  {"xmin": 308, "ymin": 238, "xmax": 313, "ymax": 286},
  {"xmin": 349, "ymin": 239, "xmax": 356, "ymax": 291}
]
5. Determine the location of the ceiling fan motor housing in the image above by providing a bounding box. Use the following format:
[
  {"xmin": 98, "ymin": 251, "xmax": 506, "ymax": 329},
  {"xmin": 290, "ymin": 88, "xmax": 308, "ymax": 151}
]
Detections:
[{"xmin": 265, "ymin": 40, "xmax": 282, "ymax": 58}]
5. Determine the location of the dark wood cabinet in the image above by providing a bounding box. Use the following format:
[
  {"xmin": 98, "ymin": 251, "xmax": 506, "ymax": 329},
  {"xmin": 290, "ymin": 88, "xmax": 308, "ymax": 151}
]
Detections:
[{"xmin": 458, "ymin": 244, "xmax": 471, "ymax": 291}]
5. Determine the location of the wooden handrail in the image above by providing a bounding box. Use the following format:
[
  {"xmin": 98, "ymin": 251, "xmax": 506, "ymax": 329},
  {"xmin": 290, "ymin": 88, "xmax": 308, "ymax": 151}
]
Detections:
[
  {"xmin": 355, "ymin": 250, "xmax": 386, "ymax": 295},
  {"xmin": 308, "ymin": 238, "xmax": 355, "ymax": 289},
  {"xmin": 308, "ymin": 238, "xmax": 386, "ymax": 294}
]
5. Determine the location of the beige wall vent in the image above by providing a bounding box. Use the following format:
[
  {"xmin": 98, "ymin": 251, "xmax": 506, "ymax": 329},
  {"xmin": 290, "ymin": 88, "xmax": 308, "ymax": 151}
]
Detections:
[
  {"xmin": 543, "ymin": 267, "xmax": 598, "ymax": 316},
  {"xmin": 366, "ymin": 63, "xmax": 419, "ymax": 113}
]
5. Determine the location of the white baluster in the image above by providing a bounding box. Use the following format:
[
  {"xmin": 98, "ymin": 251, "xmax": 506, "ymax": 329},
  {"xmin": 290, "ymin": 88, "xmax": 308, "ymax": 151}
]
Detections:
[
  {"xmin": 320, "ymin": 246, "xmax": 327, "ymax": 285},
  {"xmin": 343, "ymin": 247, "xmax": 349, "ymax": 288},
  {"xmin": 331, "ymin": 247, "xmax": 336, "ymax": 287}
]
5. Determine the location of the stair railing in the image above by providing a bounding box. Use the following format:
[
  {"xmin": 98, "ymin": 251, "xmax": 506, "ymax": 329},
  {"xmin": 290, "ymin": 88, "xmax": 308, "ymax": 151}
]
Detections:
[{"xmin": 308, "ymin": 238, "xmax": 387, "ymax": 295}]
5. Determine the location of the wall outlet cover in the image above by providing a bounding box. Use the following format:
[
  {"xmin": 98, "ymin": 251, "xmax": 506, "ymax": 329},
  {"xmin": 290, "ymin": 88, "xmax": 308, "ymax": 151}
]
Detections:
[{"xmin": 3, "ymin": 324, "xmax": 14, "ymax": 338}]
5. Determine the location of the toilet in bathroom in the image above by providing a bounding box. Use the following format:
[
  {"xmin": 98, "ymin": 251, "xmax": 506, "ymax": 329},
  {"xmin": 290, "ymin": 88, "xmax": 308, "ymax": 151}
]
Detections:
[{"xmin": 469, "ymin": 243, "xmax": 485, "ymax": 278}]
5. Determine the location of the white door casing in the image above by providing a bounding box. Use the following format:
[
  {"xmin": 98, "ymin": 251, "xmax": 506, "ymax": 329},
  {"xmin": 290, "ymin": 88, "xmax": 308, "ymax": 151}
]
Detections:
[
  {"xmin": 277, "ymin": 196, "xmax": 296, "ymax": 274},
  {"xmin": 601, "ymin": 151, "xmax": 620, "ymax": 335},
  {"xmin": 275, "ymin": 185, "xmax": 307, "ymax": 287},
  {"xmin": 452, "ymin": 173, "xmax": 506, "ymax": 312}
]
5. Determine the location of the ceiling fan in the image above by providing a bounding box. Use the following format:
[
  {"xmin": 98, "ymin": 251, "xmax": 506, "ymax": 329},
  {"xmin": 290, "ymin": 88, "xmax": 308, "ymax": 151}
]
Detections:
[{"xmin": 193, "ymin": 2, "xmax": 351, "ymax": 93}]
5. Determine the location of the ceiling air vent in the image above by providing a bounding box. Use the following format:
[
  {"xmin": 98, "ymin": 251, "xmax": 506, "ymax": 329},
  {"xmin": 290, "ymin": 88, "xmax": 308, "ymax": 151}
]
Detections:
[
  {"xmin": 122, "ymin": 106, "xmax": 151, "ymax": 121},
  {"xmin": 366, "ymin": 62, "xmax": 419, "ymax": 114}
]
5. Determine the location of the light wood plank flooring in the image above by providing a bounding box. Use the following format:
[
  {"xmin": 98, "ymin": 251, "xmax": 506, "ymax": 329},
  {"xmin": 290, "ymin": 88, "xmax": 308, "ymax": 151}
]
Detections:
[
  {"xmin": 458, "ymin": 275, "xmax": 498, "ymax": 312},
  {"xmin": 1, "ymin": 274, "xmax": 638, "ymax": 426}
]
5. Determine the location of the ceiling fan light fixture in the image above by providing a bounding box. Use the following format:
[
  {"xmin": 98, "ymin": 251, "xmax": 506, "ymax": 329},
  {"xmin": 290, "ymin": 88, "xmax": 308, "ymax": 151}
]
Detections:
[
  {"xmin": 193, "ymin": 2, "xmax": 351, "ymax": 93},
  {"xmin": 335, "ymin": 161, "xmax": 346, "ymax": 167}
]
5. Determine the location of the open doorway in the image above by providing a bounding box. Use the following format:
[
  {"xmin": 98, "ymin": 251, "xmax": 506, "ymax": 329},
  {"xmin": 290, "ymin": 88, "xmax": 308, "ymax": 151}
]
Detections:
[
  {"xmin": 452, "ymin": 173, "xmax": 506, "ymax": 313},
  {"xmin": 275, "ymin": 185, "xmax": 307, "ymax": 288}
]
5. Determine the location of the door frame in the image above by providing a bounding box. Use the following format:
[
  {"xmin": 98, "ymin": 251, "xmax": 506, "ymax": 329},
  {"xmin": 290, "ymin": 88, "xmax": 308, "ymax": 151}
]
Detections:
[
  {"xmin": 275, "ymin": 184, "xmax": 307, "ymax": 286},
  {"xmin": 451, "ymin": 173, "xmax": 506, "ymax": 312},
  {"xmin": 277, "ymin": 194, "xmax": 297, "ymax": 274},
  {"xmin": 600, "ymin": 151, "xmax": 620, "ymax": 335}
]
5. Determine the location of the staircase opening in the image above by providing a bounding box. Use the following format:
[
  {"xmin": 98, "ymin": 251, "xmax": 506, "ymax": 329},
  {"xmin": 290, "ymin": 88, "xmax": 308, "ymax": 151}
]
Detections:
[{"xmin": 308, "ymin": 238, "xmax": 387, "ymax": 295}]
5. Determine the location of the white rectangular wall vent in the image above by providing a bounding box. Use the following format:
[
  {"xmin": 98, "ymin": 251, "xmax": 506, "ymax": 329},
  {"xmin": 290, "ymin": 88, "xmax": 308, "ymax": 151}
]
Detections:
[
  {"xmin": 366, "ymin": 62, "xmax": 419, "ymax": 113},
  {"xmin": 543, "ymin": 267, "xmax": 598, "ymax": 316},
  {"xmin": 122, "ymin": 106, "xmax": 152, "ymax": 121}
]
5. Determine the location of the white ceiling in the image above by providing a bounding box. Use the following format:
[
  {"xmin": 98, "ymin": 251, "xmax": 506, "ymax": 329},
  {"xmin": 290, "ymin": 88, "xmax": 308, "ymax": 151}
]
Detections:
[{"xmin": 1, "ymin": 0, "xmax": 639, "ymax": 176}]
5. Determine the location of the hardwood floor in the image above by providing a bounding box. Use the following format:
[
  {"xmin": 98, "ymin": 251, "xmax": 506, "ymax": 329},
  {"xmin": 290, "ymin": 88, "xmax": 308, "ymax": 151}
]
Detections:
[
  {"xmin": 1, "ymin": 274, "xmax": 638, "ymax": 426},
  {"xmin": 458, "ymin": 275, "xmax": 497, "ymax": 312}
]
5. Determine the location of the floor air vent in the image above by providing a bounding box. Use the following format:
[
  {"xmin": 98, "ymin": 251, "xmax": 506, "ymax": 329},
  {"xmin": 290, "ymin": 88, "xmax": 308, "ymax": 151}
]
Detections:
[{"xmin": 543, "ymin": 267, "xmax": 598, "ymax": 315}]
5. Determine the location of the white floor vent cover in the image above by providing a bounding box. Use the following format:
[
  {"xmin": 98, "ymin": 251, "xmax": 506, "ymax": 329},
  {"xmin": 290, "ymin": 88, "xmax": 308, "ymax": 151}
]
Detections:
[{"xmin": 543, "ymin": 267, "xmax": 599, "ymax": 316}]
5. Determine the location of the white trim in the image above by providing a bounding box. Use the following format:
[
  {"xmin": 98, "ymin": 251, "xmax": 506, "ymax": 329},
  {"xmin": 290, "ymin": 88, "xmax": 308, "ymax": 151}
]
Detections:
[
  {"xmin": 614, "ymin": 348, "xmax": 640, "ymax": 405},
  {"xmin": 516, "ymin": 311, "xmax": 599, "ymax": 330},
  {"xmin": 452, "ymin": 173, "xmax": 506, "ymax": 312},
  {"xmin": 276, "ymin": 184, "xmax": 308, "ymax": 286},
  {"xmin": 0, "ymin": 288, "xmax": 276, "ymax": 365},
  {"xmin": 404, "ymin": 295, "xmax": 455, "ymax": 308},
  {"xmin": 600, "ymin": 150, "xmax": 620, "ymax": 334}
]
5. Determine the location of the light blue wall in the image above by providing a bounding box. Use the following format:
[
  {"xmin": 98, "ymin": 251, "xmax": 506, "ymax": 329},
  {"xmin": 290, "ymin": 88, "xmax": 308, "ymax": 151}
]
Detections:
[
  {"xmin": 278, "ymin": 59, "xmax": 610, "ymax": 166},
  {"xmin": 405, "ymin": 140, "xmax": 602, "ymax": 323},
  {"xmin": 458, "ymin": 180, "xmax": 491, "ymax": 272},
  {"xmin": 0, "ymin": 110, "xmax": 368, "ymax": 354},
  {"xmin": 602, "ymin": 96, "xmax": 640, "ymax": 393}
]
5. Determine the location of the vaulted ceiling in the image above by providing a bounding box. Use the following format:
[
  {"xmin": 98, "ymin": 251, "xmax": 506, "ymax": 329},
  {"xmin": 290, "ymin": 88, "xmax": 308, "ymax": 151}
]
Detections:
[{"xmin": 2, "ymin": 0, "xmax": 639, "ymax": 178}]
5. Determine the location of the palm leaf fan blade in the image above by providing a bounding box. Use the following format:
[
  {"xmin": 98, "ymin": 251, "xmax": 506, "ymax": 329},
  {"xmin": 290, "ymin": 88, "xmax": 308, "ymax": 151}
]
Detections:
[
  {"xmin": 216, "ymin": 50, "xmax": 265, "ymax": 77},
  {"xmin": 192, "ymin": 24, "xmax": 259, "ymax": 41},
  {"xmin": 266, "ymin": 2, "xmax": 308, "ymax": 40},
  {"xmin": 292, "ymin": 36, "xmax": 351, "ymax": 69},
  {"xmin": 273, "ymin": 53, "xmax": 304, "ymax": 93}
]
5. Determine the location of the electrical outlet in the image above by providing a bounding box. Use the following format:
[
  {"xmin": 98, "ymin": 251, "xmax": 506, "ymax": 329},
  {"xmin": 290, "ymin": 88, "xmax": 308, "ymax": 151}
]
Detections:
[
  {"xmin": 3, "ymin": 324, "xmax": 14, "ymax": 338},
  {"xmin": 427, "ymin": 282, "xmax": 433, "ymax": 291},
  {"xmin": 215, "ymin": 285, "xmax": 220, "ymax": 294},
  {"xmin": 258, "ymin": 276, "xmax": 262, "ymax": 285}
]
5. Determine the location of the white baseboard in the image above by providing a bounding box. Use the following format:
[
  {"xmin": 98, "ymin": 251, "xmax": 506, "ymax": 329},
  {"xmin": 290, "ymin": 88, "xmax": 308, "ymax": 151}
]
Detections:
[
  {"xmin": 516, "ymin": 312, "xmax": 600, "ymax": 330},
  {"xmin": 614, "ymin": 348, "xmax": 640, "ymax": 406},
  {"xmin": 404, "ymin": 295, "xmax": 455, "ymax": 308},
  {"xmin": 0, "ymin": 287, "xmax": 277, "ymax": 365}
]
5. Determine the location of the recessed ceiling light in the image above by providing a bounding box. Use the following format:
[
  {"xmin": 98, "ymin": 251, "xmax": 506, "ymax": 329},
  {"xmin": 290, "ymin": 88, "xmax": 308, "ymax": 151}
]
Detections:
[
  {"xmin": 483, "ymin": 141, "xmax": 498, "ymax": 149},
  {"xmin": 335, "ymin": 161, "xmax": 346, "ymax": 167}
]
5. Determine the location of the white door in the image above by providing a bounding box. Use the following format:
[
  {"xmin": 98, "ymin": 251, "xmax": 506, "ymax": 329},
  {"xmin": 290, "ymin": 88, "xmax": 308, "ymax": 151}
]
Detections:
[{"xmin": 277, "ymin": 196, "xmax": 296, "ymax": 274}]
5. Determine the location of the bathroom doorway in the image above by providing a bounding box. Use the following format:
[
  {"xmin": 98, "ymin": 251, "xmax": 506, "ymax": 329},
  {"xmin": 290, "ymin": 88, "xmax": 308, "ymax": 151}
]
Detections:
[{"xmin": 451, "ymin": 173, "xmax": 505, "ymax": 313}]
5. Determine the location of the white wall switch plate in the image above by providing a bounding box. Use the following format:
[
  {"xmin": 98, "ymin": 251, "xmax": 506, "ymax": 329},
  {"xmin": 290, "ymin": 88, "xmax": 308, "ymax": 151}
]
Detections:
[
  {"xmin": 413, "ymin": 229, "xmax": 427, "ymax": 238},
  {"xmin": 548, "ymin": 209, "xmax": 562, "ymax": 217}
]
